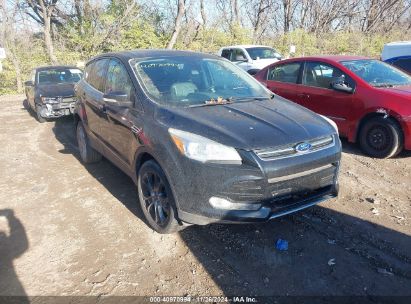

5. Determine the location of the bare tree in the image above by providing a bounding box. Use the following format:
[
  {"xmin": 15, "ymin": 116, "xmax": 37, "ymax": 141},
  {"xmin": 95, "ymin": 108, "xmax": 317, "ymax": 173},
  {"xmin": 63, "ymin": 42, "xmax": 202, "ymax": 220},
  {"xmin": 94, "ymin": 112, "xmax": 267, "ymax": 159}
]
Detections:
[
  {"xmin": 200, "ymin": 0, "xmax": 207, "ymax": 26},
  {"xmin": 25, "ymin": 0, "xmax": 58, "ymax": 64},
  {"xmin": 167, "ymin": 0, "xmax": 185, "ymax": 49},
  {"xmin": 231, "ymin": 0, "xmax": 240, "ymax": 25},
  {"xmin": 1, "ymin": 0, "xmax": 23, "ymax": 92}
]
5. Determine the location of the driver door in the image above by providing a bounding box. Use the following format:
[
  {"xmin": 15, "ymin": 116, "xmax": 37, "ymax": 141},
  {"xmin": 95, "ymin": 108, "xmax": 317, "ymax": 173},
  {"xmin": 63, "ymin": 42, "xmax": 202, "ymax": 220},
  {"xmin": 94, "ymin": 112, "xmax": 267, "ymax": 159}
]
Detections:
[
  {"xmin": 300, "ymin": 61, "xmax": 356, "ymax": 136},
  {"xmin": 102, "ymin": 58, "xmax": 142, "ymax": 166},
  {"xmin": 231, "ymin": 48, "xmax": 250, "ymax": 71}
]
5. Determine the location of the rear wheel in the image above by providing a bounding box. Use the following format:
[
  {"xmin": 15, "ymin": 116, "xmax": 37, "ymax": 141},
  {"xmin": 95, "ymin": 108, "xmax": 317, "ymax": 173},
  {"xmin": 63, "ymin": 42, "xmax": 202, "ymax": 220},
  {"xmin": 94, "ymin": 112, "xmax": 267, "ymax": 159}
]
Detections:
[
  {"xmin": 137, "ymin": 160, "xmax": 182, "ymax": 234},
  {"xmin": 359, "ymin": 117, "xmax": 403, "ymax": 158},
  {"xmin": 76, "ymin": 121, "xmax": 102, "ymax": 163}
]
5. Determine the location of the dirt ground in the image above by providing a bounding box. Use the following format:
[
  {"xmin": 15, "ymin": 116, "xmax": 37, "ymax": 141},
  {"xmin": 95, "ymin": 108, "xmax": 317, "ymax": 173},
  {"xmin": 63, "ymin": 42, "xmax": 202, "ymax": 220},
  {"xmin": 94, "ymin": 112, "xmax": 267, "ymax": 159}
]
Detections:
[{"xmin": 0, "ymin": 94, "xmax": 410, "ymax": 300}]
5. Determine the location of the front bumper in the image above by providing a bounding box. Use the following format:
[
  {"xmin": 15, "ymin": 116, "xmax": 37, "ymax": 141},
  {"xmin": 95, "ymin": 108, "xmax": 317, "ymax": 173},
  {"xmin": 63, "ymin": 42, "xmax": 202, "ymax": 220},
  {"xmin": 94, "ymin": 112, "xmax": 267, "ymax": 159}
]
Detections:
[
  {"xmin": 38, "ymin": 99, "xmax": 76, "ymax": 118},
  {"xmin": 168, "ymin": 135, "xmax": 342, "ymax": 225}
]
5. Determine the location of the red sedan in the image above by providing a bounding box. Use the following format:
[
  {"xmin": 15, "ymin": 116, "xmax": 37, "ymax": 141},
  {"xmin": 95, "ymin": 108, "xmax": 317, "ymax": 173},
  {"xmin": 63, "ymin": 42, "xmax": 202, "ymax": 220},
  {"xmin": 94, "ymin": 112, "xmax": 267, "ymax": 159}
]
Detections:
[{"xmin": 254, "ymin": 56, "xmax": 411, "ymax": 158}]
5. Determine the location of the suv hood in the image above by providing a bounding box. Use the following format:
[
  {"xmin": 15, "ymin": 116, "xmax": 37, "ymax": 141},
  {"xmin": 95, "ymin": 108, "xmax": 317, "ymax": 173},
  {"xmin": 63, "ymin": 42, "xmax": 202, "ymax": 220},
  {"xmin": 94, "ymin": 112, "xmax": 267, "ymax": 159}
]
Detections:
[
  {"xmin": 37, "ymin": 83, "xmax": 75, "ymax": 98},
  {"xmin": 156, "ymin": 96, "xmax": 335, "ymax": 150}
]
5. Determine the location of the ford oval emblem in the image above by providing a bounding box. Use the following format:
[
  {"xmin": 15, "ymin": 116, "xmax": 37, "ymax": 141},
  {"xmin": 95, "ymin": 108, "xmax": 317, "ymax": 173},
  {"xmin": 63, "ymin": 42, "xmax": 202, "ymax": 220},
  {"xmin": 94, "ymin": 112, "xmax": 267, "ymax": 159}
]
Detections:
[{"xmin": 295, "ymin": 142, "xmax": 312, "ymax": 153}]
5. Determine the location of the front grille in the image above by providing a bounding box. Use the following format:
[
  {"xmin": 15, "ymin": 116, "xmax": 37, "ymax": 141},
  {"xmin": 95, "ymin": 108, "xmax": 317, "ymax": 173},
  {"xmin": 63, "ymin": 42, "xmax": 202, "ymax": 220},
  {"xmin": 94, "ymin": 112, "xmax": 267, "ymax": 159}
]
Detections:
[
  {"xmin": 254, "ymin": 135, "xmax": 334, "ymax": 161},
  {"xmin": 268, "ymin": 185, "xmax": 334, "ymax": 213},
  {"xmin": 268, "ymin": 163, "xmax": 337, "ymax": 198}
]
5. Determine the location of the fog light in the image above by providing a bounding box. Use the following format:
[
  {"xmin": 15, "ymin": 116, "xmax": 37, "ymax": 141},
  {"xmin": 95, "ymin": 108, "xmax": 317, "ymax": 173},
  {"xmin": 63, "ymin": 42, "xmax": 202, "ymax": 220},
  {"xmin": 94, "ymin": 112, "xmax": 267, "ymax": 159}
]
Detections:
[{"xmin": 209, "ymin": 197, "xmax": 261, "ymax": 211}]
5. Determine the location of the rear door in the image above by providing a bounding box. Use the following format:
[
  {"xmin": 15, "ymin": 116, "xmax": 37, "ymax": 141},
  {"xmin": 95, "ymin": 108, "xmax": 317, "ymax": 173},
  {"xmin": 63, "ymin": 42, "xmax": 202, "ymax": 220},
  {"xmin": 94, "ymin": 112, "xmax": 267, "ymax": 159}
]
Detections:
[
  {"xmin": 300, "ymin": 61, "xmax": 355, "ymax": 136},
  {"xmin": 82, "ymin": 58, "xmax": 109, "ymax": 140},
  {"xmin": 101, "ymin": 58, "xmax": 143, "ymax": 166},
  {"xmin": 266, "ymin": 61, "xmax": 305, "ymax": 103}
]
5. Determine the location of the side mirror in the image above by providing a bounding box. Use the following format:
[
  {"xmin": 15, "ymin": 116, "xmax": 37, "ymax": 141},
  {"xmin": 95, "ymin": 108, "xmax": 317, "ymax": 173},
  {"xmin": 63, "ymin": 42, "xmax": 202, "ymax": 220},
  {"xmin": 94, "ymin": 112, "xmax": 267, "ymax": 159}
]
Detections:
[
  {"xmin": 25, "ymin": 80, "xmax": 34, "ymax": 86},
  {"xmin": 103, "ymin": 92, "xmax": 134, "ymax": 108},
  {"xmin": 331, "ymin": 81, "xmax": 354, "ymax": 94}
]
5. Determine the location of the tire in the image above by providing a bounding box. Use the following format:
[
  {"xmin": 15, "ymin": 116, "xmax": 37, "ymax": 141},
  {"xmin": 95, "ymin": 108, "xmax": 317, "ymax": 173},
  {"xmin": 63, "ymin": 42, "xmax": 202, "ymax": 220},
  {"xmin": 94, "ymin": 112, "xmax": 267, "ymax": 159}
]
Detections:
[
  {"xmin": 35, "ymin": 104, "xmax": 47, "ymax": 123},
  {"xmin": 23, "ymin": 99, "xmax": 30, "ymax": 110},
  {"xmin": 137, "ymin": 160, "xmax": 183, "ymax": 234},
  {"xmin": 76, "ymin": 121, "xmax": 102, "ymax": 163},
  {"xmin": 359, "ymin": 116, "xmax": 403, "ymax": 158}
]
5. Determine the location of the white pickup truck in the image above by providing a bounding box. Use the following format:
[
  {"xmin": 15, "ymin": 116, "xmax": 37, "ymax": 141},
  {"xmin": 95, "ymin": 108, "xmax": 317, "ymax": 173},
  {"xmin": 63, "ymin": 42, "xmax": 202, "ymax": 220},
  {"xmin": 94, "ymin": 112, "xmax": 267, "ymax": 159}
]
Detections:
[{"xmin": 218, "ymin": 45, "xmax": 282, "ymax": 75}]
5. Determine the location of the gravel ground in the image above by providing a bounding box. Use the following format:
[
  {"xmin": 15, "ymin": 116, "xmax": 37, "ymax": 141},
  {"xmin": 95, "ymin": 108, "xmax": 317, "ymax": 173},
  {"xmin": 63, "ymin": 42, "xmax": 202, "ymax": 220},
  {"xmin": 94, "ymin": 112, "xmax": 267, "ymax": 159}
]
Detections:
[{"xmin": 0, "ymin": 95, "xmax": 410, "ymax": 299}]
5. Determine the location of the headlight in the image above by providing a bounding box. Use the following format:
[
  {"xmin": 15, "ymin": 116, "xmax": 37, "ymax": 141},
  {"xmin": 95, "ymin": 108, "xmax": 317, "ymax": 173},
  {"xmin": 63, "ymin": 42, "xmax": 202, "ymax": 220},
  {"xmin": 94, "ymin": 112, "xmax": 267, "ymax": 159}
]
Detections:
[
  {"xmin": 168, "ymin": 128, "xmax": 242, "ymax": 164},
  {"xmin": 41, "ymin": 97, "xmax": 59, "ymax": 104},
  {"xmin": 320, "ymin": 115, "xmax": 339, "ymax": 135}
]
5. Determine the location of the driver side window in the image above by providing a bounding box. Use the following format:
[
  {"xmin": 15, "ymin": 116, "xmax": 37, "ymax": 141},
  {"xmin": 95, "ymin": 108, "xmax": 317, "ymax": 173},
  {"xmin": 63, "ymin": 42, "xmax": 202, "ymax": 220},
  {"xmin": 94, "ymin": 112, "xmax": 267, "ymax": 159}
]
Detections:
[
  {"xmin": 303, "ymin": 62, "xmax": 353, "ymax": 89},
  {"xmin": 105, "ymin": 59, "xmax": 133, "ymax": 100},
  {"xmin": 232, "ymin": 49, "xmax": 247, "ymax": 62}
]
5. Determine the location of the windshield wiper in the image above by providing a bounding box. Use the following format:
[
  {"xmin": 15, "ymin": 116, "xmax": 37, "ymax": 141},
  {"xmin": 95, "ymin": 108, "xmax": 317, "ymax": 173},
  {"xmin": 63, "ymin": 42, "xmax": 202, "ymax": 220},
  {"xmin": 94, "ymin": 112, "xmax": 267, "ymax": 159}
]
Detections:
[
  {"xmin": 373, "ymin": 83, "xmax": 395, "ymax": 88},
  {"xmin": 188, "ymin": 97, "xmax": 233, "ymax": 108},
  {"xmin": 233, "ymin": 96, "xmax": 271, "ymax": 101}
]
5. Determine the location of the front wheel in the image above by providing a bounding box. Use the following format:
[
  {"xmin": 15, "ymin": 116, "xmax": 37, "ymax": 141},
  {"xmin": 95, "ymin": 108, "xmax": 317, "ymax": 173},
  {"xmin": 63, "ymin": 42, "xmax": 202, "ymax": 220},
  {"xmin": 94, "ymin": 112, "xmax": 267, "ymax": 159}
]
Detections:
[
  {"xmin": 359, "ymin": 117, "xmax": 403, "ymax": 158},
  {"xmin": 137, "ymin": 160, "xmax": 183, "ymax": 234},
  {"xmin": 35, "ymin": 104, "xmax": 46, "ymax": 123}
]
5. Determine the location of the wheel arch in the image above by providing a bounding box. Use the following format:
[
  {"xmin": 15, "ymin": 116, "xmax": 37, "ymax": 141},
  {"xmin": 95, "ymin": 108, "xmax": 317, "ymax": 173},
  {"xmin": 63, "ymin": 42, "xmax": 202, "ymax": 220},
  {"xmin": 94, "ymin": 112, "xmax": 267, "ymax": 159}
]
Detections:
[
  {"xmin": 355, "ymin": 110, "xmax": 404, "ymax": 143},
  {"xmin": 133, "ymin": 148, "xmax": 183, "ymax": 214}
]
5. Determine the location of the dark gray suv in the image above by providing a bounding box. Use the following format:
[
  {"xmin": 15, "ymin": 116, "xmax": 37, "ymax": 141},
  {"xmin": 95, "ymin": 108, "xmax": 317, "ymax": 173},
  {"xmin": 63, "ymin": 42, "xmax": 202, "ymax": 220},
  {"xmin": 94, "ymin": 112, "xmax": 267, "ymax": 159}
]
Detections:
[{"xmin": 74, "ymin": 50, "xmax": 341, "ymax": 233}]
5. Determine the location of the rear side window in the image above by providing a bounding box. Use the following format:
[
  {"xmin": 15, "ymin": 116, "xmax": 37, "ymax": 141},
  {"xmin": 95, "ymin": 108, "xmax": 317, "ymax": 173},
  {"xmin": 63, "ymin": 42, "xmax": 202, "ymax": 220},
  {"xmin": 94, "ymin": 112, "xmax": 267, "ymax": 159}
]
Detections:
[
  {"xmin": 392, "ymin": 58, "xmax": 411, "ymax": 73},
  {"xmin": 303, "ymin": 62, "xmax": 353, "ymax": 89},
  {"xmin": 105, "ymin": 59, "xmax": 133, "ymax": 100},
  {"xmin": 268, "ymin": 63, "xmax": 301, "ymax": 83},
  {"xmin": 86, "ymin": 59, "xmax": 109, "ymax": 92},
  {"xmin": 221, "ymin": 49, "xmax": 231, "ymax": 60}
]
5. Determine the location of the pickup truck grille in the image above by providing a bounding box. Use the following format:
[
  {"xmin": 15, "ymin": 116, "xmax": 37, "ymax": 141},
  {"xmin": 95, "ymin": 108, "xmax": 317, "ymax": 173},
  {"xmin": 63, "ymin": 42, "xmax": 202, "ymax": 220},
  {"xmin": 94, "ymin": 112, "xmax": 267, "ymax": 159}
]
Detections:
[{"xmin": 254, "ymin": 135, "xmax": 334, "ymax": 161}]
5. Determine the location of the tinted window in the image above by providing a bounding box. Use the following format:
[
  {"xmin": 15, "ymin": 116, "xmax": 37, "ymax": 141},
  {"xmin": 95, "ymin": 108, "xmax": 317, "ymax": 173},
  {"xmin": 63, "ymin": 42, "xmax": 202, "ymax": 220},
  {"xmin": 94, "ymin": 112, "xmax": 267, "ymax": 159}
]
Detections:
[
  {"xmin": 303, "ymin": 62, "xmax": 350, "ymax": 89},
  {"xmin": 37, "ymin": 68, "xmax": 83, "ymax": 85},
  {"xmin": 268, "ymin": 63, "xmax": 301, "ymax": 83},
  {"xmin": 105, "ymin": 59, "xmax": 133, "ymax": 100},
  {"xmin": 87, "ymin": 59, "xmax": 109, "ymax": 92},
  {"xmin": 221, "ymin": 49, "xmax": 231, "ymax": 60},
  {"xmin": 392, "ymin": 58, "xmax": 411, "ymax": 73}
]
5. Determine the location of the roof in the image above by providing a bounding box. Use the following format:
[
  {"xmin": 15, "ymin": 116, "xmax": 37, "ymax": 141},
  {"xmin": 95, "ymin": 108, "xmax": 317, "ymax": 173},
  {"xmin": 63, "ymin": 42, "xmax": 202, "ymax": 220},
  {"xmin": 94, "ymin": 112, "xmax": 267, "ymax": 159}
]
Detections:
[
  {"xmin": 220, "ymin": 45, "xmax": 272, "ymax": 49},
  {"xmin": 36, "ymin": 65, "xmax": 80, "ymax": 71},
  {"xmin": 384, "ymin": 41, "xmax": 411, "ymax": 47},
  {"xmin": 281, "ymin": 55, "xmax": 370, "ymax": 62},
  {"xmin": 90, "ymin": 49, "xmax": 220, "ymax": 62}
]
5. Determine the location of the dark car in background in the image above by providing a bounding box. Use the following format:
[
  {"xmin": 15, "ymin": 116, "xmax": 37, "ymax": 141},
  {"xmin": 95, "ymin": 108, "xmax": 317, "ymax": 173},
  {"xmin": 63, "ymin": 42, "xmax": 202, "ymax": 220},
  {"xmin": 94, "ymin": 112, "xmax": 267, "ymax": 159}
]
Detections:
[
  {"xmin": 74, "ymin": 50, "xmax": 341, "ymax": 233},
  {"xmin": 25, "ymin": 66, "xmax": 83, "ymax": 122},
  {"xmin": 255, "ymin": 56, "xmax": 411, "ymax": 158},
  {"xmin": 382, "ymin": 41, "xmax": 411, "ymax": 74}
]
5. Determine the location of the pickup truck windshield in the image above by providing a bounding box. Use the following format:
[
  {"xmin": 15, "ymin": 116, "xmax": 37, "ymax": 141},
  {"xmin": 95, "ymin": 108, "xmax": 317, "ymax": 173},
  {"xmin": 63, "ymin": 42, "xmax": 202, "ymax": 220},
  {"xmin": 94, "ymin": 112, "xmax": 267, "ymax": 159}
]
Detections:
[
  {"xmin": 130, "ymin": 56, "xmax": 270, "ymax": 107},
  {"xmin": 246, "ymin": 47, "xmax": 282, "ymax": 60},
  {"xmin": 341, "ymin": 59, "xmax": 411, "ymax": 87},
  {"xmin": 38, "ymin": 69, "xmax": 83, "ymax": 85}
]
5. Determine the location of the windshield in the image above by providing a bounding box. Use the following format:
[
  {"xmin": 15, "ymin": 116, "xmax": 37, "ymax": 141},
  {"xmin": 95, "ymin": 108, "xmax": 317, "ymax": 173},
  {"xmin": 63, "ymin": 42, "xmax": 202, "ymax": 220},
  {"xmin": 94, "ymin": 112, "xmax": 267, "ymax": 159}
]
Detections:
[
  {"xmin": 130, "ymin": 56, "xmax": 271, "ymax": 107},
  {"xmin": 246, "ymin": 47, "xmax": 282, "ymax": 60},
  {"xmin": 341, "ymin": 59, "xmax": 411, "ymax": 87},
  {"xmin": 37, "ymin": 68, "xmax": 83, "ymax": 85}
]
